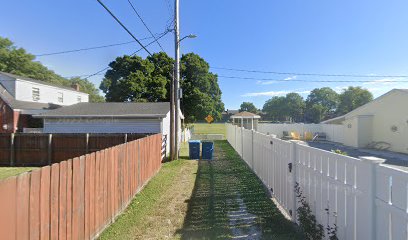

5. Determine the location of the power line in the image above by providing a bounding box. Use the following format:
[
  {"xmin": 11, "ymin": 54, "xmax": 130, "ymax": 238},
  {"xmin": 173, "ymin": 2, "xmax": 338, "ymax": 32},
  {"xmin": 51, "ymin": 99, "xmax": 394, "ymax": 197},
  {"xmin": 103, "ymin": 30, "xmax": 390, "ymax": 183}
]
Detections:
[
  {"xmin": 127, "ymin": 0, "xmax": 165, "ymax": 52},
  {"xmin": 73, "ymin": 30, "xmax": 171, "ymax": 80},
  {"xmin": 212, "ymin": 67, "xmax": 408, "ymax": 79},
  {"xmin": 35, "ymin": 34, "xmax": 165, "ymax": 57},
  {"xmin": 217, "ymin": 75, "xmax": 408, "ymax": 83},
  {"xmin": 97, "ymin": 0, "xmax": 153, "ymax": 56}
]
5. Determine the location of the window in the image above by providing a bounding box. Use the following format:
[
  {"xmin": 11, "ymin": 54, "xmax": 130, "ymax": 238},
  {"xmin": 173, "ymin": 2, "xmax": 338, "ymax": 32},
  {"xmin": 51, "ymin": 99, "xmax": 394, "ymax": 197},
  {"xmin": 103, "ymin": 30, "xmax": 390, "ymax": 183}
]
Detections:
[
  {"xmin": 58, "ymin": 92, "xmax": 63, "ymax": 103},
  {"xmin": 77, "ymin": 96, "xmax": 82, "ymax": 103},
  {"xmin": 32, "ymin": 87, "xmax": 40, "ymax": 101}
]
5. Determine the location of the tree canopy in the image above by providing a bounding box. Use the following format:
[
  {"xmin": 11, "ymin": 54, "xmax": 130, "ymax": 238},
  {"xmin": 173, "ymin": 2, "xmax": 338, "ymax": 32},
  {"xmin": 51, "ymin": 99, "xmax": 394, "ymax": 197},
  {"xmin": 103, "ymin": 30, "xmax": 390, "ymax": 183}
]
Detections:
[
  {"xmin": 305, "ymin": 87, "xmax": 339, "ymax": 123},
  {"xmin": 262, "ymin": 93, "xmax": 304, "ymax": 122},
  {"xmin": 239, "ymin": 102, "xmax": 257, "ymax": 113},
  {"xmin": 100, "ymin": 52, "xmax": 224, "ymax": 122},
  {"xmin": 0, "ymin": 36, "xmax": 104, "ymax": 102},
  {"xmin": 337, "ymin": 86, "xmax": 373, "ymax": 115},
  {"xmin": 262, "ymin": 87, "xmax": 373, "ymax": 123}
]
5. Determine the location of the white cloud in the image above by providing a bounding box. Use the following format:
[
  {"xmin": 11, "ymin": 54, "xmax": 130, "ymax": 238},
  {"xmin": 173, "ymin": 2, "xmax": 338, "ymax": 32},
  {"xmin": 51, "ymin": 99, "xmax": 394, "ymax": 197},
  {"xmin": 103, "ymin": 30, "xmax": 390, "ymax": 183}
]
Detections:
[
  {"xmin": 284, "ymin": 75, "xmax": 297, "ymax": 81},
  {"xmin": 256, "ymin": 76, "xmax": 297, "ymax": 85},
  {"xmin": 242, "ymin": 90, "xmax": 310, "ymax": 97},
  {"xmin": 362, "ymin": 78, "xmax": 396, "ymax": 86}
]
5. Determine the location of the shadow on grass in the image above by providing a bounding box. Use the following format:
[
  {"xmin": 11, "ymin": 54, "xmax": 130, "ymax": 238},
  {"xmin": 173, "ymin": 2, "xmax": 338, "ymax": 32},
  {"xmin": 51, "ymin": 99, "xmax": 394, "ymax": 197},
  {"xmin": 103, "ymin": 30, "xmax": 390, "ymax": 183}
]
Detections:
[{"xmin": 176, "ymin": 140, "xmax": 302, "ymax": 239}]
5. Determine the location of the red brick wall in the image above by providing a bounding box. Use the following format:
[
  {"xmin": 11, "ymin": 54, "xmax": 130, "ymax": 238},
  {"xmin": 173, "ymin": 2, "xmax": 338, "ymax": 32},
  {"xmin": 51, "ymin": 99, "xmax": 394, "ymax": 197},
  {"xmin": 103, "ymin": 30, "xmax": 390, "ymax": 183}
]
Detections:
[{"xmin": 0, "ymin": 97, "xmax": 16, "ymax": 133}]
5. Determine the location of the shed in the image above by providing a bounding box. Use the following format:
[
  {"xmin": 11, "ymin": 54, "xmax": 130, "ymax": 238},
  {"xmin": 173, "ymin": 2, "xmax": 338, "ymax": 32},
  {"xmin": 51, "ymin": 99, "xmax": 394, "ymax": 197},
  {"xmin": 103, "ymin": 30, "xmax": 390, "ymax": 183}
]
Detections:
[
  {"xmin": 231, "ymin": 111, "xmax": 261, "ymax": 130},
  {"xmin": 322, "ymin": 89, "xmax": 408, "ymax": 154}
]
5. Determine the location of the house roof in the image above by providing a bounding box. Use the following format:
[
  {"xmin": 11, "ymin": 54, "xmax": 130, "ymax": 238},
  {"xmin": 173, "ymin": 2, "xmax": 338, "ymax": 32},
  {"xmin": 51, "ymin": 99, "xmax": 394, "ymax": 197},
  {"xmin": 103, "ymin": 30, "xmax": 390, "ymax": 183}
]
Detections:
[
  {"xmin": 0, "ymin": 71, "xmax": 87, "ymax": 94},
  {"xmin": 230, "ymin": 111, "xmax": 261, "ymax": 119},
  {"xmin": 322, "ymin": 88, "xmax": 408, "ymax": 124},
  {"xmin": 0, "ymin": 83, "xmax": 61, "ymax": 111},
  {"xmin": 35, "ymin": 102, "xmax": 173, "ymax": 118}
]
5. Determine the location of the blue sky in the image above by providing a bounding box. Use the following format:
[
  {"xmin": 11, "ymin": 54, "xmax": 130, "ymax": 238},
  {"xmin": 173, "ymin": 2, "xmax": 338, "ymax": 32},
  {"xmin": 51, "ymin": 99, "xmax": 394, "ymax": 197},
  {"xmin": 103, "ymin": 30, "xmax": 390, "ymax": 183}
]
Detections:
[{"xmin": 1, "ymin": 0, "xmax": 408, "ymax": 110}]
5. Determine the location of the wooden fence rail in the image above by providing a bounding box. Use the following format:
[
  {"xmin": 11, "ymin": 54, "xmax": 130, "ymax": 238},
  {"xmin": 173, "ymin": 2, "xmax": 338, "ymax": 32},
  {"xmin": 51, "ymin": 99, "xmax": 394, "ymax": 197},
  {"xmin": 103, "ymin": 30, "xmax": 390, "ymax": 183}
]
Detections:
[
  {"xmin": 0, "ymin": 133, "xmax": 148, "ymax": 166},
  {"xmin": 0, "ymin": 134, "xmax": 162, "ymax": 240}
]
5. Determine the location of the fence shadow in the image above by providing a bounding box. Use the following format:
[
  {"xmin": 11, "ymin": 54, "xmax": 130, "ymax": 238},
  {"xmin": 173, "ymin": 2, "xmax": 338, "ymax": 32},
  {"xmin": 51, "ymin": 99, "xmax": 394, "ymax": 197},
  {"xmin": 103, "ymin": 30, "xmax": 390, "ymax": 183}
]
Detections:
[{"xmin": 176, "ymin": 140, "xmax": 301, "ymax": 239}]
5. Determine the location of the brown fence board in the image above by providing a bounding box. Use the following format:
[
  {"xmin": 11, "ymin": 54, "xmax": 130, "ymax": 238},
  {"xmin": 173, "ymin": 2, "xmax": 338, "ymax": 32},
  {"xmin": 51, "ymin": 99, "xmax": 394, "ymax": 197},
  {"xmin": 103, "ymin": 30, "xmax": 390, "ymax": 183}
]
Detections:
[
  {"xmin": 29, "ymin": 169, "xmax": 41, "ymax": 240},
  {"xmin": 40, "ymin": 166, "xmax": 51, "ymax": 240},
  {"xmin": 50, "ymin": 163, "xmax": 60, "ymax": 239},
  {"xmin": 66, "ymin": 160, "xmax": 72, "ymax": 240},
  {"xmin": 0, "ymin": 134, "xmax": 162, "ymax": 240},
  {"xmin": 16, "ymin": 173, "xmax": 30, "ymax": 239},
  {"xmin": 0, "ymin": 177, "xmax": 17, "ymax": 240},
  {"xmin": 59, "ymin": 161, "xmax": 67, "ymax": 240}
]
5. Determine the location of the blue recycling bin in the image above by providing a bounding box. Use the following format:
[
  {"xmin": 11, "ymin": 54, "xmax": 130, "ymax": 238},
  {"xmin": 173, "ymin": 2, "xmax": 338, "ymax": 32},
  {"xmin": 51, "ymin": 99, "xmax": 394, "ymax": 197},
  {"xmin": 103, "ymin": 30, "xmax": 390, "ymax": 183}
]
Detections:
[
  {"xmin": 189, "ymin": 140, "xmax": 201, "ymax": 159},
  {"xmin": 202, "ymin": 141, "xmax": 214, "ymax": 160}
]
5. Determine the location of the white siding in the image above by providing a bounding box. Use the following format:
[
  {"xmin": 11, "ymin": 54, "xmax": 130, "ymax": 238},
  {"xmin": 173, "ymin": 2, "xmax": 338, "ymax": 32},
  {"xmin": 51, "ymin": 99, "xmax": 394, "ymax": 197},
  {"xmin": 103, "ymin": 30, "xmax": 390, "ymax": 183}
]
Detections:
[
  {"xmin": 161, "ymin": 111, "xmax": 171, "ymax": 155},
  {"xmin": 43, "ymin": 118, "xmax": 162, "ymax": 133},
  {"xmin": 15, "ymin": 79, "xmax": 89, "ymax": 105}
]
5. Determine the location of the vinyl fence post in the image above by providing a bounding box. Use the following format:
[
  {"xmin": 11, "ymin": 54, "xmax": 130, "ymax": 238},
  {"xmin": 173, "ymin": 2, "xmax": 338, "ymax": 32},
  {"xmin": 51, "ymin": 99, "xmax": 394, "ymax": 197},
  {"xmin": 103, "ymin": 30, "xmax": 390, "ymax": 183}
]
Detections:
[
  {"xmin": 10, "ymin": 133, "xmax": 15, "ymax": 166},
  {"xmin": 290, "ymin": 141, "xmax": 298, "ymax": 222},
  {"xmin": 359, "ymin": 156, "xmax": 385, "ymax": 240},
  {"xmin": 241, "ymin": 127, "xmax": 244, "ymax": 157},
  {"xmin": 47, "ymin": 134, "xmax": 52, "ymax": 165},
  {"xmin": 251, "ymin": 129, "xmax": 255, "ymax": 169},
  {"xmin": 234, "ymin": 125, "xmax": 237, "ymax": 149},
  {"xmin": 124, "ymin": 133, "xmax": 128, "ymax": 143}
]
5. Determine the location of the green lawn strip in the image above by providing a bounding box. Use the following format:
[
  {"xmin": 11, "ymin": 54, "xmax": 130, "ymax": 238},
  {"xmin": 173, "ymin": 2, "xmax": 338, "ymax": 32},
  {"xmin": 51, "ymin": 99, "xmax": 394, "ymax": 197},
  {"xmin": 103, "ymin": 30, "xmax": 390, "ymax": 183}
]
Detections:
[
  {"xmin": 179, "ymin": 140, "xmax": 302, "ymax": 239},
  {"xmin": 0, "ymin": 167, "xmax": 37, "ymax": 180},
  {"xmin": 192, "ymin": 123, "xmax": 226, "ymax": 135},
  {"xmin": 99, "ymin": 158, "xmax": 197, "ymax": 239}
]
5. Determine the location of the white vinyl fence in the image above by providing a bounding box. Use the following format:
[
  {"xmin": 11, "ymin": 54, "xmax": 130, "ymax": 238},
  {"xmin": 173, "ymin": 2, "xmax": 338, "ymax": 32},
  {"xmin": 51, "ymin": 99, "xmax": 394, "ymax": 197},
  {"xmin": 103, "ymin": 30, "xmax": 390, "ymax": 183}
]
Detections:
[
  {"xmin": 258, "ymin": 123, "xmax": 345, "ymax": 143},
  {"xmin": 226, "ymin": 124, "xmax": 408, "ymax": 240}
]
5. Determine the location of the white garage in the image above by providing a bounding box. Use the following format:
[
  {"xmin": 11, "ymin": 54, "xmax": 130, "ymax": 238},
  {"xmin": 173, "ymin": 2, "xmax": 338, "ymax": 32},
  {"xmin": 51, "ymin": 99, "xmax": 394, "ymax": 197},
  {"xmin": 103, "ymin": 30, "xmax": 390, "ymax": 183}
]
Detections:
[{"xmin": 35, "ymin": 102, "xmax": 179, "ymax": 136}]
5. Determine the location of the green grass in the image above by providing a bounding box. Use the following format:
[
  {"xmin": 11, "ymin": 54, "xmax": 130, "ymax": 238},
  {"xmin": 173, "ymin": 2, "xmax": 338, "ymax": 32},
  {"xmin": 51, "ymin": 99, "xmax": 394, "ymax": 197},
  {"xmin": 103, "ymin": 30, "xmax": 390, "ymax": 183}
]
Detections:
[
  {"xmin": 99, "ymin": 141, "xmax": 301, "ymax": 239},
  {"xmin": 0, "ymin": 167, "xmax": 37, "ymax": 180},
  {"xmin": 99, "ymin": 144, "xmax": 198, "ymax": 239},
  {"xmin": 178, "ymin": 140, "xmax": 302, "ymax": 239},
  {"xmin": 192, "ymin": 123, "xmax": 226, "ymax": 135}
]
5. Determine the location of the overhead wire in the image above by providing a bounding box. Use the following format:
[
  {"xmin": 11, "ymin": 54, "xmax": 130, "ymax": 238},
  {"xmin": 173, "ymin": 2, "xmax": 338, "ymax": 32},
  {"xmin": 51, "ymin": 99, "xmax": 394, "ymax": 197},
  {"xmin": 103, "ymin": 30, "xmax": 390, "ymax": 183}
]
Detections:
[
  {"xmin": 211, "ymin": 67, "xmax": 408, "ymax": 79},
  {"xmin": 127, "ymin": 0, "xmax": 165, "ymax": 52}
]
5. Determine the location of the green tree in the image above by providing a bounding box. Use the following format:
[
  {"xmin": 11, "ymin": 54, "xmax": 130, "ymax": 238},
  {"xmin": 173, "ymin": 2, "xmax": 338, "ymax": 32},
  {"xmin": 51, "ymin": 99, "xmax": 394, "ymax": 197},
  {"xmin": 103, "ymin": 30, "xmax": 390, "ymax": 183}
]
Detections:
[
  {"xmin": 239, "ymin": 102, "xmax": 257, "ymax": 113},
  {"xmin": 0, "ymin": 36, "xmax": 104, "ymax": 102},
  {"xmin": 305, "ymin": 87, "xmax": 339, "ymax": 123},
  {"xmin": 263, "ymin": 93, "xmax": 305, "ymax": 122},
  {"xmin": 285, "ymin": 92, "xmax": 305, "ymax": 122},
  {"xmin": 100, "ymin": 52, "xmax": 224, "ymax": 122},
  {"xmin": 337, "ymin": 86, "xmax": 373, "ymax": 115},
  {"xmin": 262, "ymin": 96, "xmax": 287, "ymax": 121}
]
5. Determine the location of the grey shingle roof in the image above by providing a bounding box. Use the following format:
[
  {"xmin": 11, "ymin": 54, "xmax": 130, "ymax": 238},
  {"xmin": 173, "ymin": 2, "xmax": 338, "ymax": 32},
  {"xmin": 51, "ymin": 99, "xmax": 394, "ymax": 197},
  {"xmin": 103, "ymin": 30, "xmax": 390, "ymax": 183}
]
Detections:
[
  {"xmin": 0, "ymin": 83, "xmax": 61, "ymax": 110},
  {"xmin": 0, "ymin": 71, "xmax": 87, "ymax": 93},
  {"xmin": 36, "ymin": 102, "xmax": 171, "ymax": 118}
]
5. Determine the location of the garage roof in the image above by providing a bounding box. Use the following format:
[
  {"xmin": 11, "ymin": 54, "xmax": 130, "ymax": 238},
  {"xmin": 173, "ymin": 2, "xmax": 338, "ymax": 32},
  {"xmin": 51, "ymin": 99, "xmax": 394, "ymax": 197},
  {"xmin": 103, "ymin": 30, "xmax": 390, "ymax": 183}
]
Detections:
[{"xmin": 35, "ymin": 102, "xmax": 172, "ymax": 118}]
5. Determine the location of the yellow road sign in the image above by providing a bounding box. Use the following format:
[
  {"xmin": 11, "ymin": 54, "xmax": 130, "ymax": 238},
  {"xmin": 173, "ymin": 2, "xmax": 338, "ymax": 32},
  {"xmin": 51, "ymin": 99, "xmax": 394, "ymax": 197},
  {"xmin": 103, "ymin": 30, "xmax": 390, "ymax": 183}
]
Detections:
[{"xmin": 205, "ymin": 115, "xmax": 214, "ymax": 123}]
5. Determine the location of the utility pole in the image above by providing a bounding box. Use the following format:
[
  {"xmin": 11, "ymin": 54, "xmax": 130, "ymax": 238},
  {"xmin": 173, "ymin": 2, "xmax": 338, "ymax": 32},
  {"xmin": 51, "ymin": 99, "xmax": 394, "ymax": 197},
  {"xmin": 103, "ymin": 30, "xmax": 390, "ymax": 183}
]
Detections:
[
  {"xmin": 174, "ymin": 0, "xmax": 181, "ymax": 159},
  {"xmin": 169, "ymin": 66, "xmax": 175, "ymax": 161}
]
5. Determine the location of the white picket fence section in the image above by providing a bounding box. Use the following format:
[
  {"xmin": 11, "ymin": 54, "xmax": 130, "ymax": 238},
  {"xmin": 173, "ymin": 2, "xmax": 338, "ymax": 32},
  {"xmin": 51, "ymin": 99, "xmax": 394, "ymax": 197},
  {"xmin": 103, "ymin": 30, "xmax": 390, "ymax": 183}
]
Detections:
[
  {"xmin": 226, "ymin": 123, "xmax": 408, "ymax": 240},
  {"xmin": 258, "ymin": 123, "xmax": 345, "ymax": 143}
]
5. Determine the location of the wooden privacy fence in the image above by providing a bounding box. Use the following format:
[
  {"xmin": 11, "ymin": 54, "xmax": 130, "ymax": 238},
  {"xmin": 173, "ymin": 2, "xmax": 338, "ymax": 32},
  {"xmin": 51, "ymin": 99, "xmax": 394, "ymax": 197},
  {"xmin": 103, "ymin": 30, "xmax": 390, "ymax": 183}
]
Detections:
[
  {"xmin": 0, "ymin": 133, "xmax": 148, "ymax": 166},
  {"xmin": 0, "ymin": 134, "xmax": 162, "ymax": 240},
  {"xmin": 227, "ymin": 124, "xmax": 408, "ymax": 240}
]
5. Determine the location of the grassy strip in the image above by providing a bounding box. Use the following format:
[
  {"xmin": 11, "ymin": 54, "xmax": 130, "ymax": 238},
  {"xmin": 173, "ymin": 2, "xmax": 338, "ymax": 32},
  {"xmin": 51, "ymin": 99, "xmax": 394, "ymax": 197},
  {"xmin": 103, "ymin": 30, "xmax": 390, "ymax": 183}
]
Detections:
[
  {"xmin": 179, "ymin": 140, "xmax": 302, "ymax": 239},
  {"xmin": 192, "ymin": 123, "xmax": 226, "ymax": 135},
  {"xmin": 99, "ymin": 157, "xmax": 198, "ymax": 239},
  {"xmin": 0, "ymin": 167, "xmax": 37, "ymax": 180}
]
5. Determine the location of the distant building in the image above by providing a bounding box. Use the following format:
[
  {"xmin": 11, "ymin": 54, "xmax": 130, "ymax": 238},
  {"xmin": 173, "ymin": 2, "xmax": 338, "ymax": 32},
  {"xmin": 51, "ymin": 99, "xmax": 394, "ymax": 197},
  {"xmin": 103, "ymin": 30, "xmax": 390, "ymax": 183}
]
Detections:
[
  {"xmin": 222, "ymin": 109, "xmax": 239, "ymax": 122},
  {"xmin": 35, "ymin": 102, "xmax": 182, "ymax": 155},
  {"xmin": 0, "ymin": 72, "xmax": 89, "ymax": 133},
  {"xmin": 231, "ymin": 111, "xmax": 261, "ymax": 130},
  {"xmin": 322, "ymin": 89, "xmax": 408, "ymax": 154}
]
